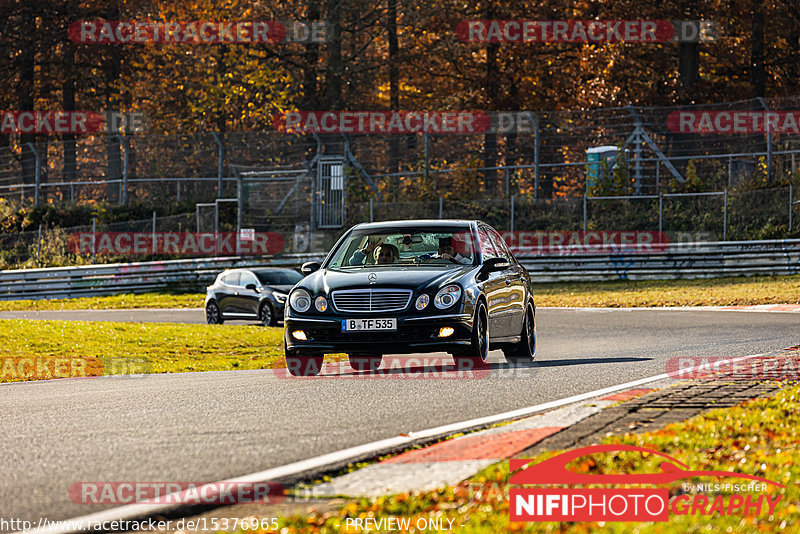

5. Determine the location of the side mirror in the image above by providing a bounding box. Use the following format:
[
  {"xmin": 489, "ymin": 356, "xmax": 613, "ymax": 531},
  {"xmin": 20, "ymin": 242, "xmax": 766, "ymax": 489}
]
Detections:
[
  {"xmin": 483, "ymin": 257, "xmax": 511, "ymax": 272},
  {"xmin": 245, "ymin": 283, "xmax": 258, "ymax": 291},
  {"xmin": 301, "ymin": 261, "xmax": 321, "ymax": 276}
]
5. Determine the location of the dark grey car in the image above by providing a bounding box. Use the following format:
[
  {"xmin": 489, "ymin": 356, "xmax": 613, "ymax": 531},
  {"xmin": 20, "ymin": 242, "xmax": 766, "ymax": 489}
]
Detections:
[{"xmin": 205, "ymin": 268, "xmax": 302, "ymax": 326}]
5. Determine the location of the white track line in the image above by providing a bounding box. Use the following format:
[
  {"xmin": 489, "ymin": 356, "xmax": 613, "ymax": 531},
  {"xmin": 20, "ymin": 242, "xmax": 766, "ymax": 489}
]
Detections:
[{"xmin": 20, "ymin": 351, "xmax": 771, "ymax": 534}]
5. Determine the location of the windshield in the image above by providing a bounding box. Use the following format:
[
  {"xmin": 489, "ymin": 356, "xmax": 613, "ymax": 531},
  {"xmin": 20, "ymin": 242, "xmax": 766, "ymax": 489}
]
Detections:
[
  {"xmin": 254, "ymin": 270, "xmax": 303, "ymax": 285},
  {"xmin": 326, "ymin": 226, "xmax": 477, "ymax": 269}
]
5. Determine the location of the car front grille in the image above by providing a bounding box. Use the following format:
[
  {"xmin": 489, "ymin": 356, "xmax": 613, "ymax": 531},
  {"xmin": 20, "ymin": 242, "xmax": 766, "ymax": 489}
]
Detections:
[{"xmin": 331, "ymin": 289, "xmax": 413, "ymax": 313}]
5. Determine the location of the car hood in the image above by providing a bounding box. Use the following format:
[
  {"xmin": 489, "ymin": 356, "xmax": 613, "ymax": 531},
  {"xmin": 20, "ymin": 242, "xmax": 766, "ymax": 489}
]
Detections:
[
  {"xmin": 266, "ymin": 284, "xmax": 295, "ymax": 293},
  {"xmin": 301, "ymin": 265, "xmax": 475, "ymax": 294}
]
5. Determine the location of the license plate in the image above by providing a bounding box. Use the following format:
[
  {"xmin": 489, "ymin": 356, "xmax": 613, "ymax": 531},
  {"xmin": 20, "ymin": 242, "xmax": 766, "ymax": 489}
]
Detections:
[{"xmin": 341, "ymin": 318, "xmax": 397, "ymax": 332}]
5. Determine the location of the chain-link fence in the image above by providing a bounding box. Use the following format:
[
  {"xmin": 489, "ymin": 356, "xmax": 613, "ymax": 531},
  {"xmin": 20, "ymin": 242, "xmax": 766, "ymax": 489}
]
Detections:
[
  {"xmin": 0, "ymin": 212, "xmax": 196, "ymax": 270},
  {"xmin": 2, "ymin": 97, "xmax": 800, "ymax": 260}
]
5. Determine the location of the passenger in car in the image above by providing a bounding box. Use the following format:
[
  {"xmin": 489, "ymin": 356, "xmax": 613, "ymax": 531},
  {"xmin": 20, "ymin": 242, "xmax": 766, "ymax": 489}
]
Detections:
[{"xmin": 437, "ymin": 237, "xmax": 471, "ymax": 264}]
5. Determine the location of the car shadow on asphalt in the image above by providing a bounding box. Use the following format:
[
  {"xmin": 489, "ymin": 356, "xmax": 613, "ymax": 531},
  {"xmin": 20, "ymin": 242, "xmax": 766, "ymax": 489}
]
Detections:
[{"xmin": 317, "ymin": 357, "xmax": 652, "ymax": 377}]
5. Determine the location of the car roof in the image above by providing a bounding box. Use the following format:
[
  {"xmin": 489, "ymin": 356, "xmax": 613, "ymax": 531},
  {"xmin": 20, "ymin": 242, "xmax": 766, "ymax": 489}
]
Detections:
[{"xmin": 351, "ymin": 219, "xmax": 480, "ymax": 231}]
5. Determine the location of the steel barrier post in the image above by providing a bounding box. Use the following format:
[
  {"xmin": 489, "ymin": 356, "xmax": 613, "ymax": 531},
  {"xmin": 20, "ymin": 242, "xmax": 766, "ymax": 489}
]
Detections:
[
  {"xmin": 439, "ymin": 196, "xmax": 443, "ymax": 219},
  {"xmin": 659, "ymin": 192, "xmax": 663, "ymax": 235},
  {"xmin": 369, "ymin": 198, "xmax": 373, "ymax": 222},
  {"xmin": 790, "ymin": 184, "xmax": 793, "ymax": 232}
]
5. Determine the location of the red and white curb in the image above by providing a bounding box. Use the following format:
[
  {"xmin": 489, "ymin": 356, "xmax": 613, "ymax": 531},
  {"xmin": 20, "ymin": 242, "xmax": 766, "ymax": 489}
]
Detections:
[{"xmin": 318, "ymin": 389, "xmax": 653, "ymax": 498}]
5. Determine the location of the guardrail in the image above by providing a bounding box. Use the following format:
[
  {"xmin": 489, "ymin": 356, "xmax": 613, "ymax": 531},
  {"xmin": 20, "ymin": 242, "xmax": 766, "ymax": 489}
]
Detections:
[
  {"xmin": 1, "ymin": 239, "xmax": 799, "ymax": 300},
  {"xmin": 0, "ymin": 254, "xmax": 327, "ymax": 301},
  {"xmin": 520, "ymin": 239, "xmax": 800, "ymax": 282}
]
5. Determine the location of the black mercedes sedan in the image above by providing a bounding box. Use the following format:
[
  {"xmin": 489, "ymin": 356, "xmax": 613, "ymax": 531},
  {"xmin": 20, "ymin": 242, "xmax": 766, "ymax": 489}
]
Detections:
[
  {"xmin": 283, "ymin": 220, "xmax": 536, "ymax": 376},
  {"xmin": 205, "ymin": 267, "xmax": 303, "ymax": 326}
]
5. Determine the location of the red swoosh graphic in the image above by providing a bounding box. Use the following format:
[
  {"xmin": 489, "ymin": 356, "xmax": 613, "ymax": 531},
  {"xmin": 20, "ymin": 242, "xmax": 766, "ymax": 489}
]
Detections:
[{"xmin": 509, "ymin": 444, "xmax": 785, "ymax": 488}]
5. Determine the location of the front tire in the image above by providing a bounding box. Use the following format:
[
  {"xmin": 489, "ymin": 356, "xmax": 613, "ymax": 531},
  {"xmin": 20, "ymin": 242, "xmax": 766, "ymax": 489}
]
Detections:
[
  {"xmin": 455, "ymin": 301, "xmax": 489, "ymax": 369},
  {"xmin": 504, "ymin": 305, "xmax": 536, "ymax": 364},
  {"xmin": 285, "ymin": 345, "xmax": 324, "ymax": 377},
  {"xmin": 206, "ymin": 301, "xmax": 223, "ymax": 324},
  {"xmin": 259, "ymin": 302, "xmax": 276, "ymax": 327},
  {"xmin": 348, "ymin": 354, "xmax": 382, "ymax": 372}
]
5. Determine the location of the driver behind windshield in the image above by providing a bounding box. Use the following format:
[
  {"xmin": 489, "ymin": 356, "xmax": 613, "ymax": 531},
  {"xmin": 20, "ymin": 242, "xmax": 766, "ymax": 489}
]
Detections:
[{"xmin": 348, "ymin": 240, "xmax": 399, "ymax": 265}]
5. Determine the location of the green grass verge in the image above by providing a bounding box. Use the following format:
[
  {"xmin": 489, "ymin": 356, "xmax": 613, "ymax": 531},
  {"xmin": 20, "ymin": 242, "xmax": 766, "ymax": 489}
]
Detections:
[
  {"xmin": 537, "ymin": 274, "xmax": 800, "ymax": 308},
  {"xmin": 276, "ymin": 383, "xmax": 799, "ymax": 533},
  {"xmin": 0, "ymin": 319, "xmax": 297, "ymax": 382},
  {"xmin": 2, "ymin": 275, "xmax": 800, "ymax": 312},
  {"xmin": 0, "ymin": 292, "xmax": 203, "ymax": 311}
]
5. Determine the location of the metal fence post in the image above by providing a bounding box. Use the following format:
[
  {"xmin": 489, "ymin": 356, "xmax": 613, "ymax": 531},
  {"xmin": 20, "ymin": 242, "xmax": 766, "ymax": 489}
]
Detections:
[
  {"xmin": 176, "ymin": 181, "xmax": 181, "ymax": 203},
  {"xmin": 533, "ymin": 115, "xmax": 540, "ymax": 200},
  {"xmin": 583, "ymin": 193, "xmax": 587, "ymax": 232},
  {"xmin": 70, "ymin": 183, "xmax": 75, "ymax": 203},
  {"xmin": 723, "ymin": 188, "xmax": 728, "ymax": 241},
  {"xmin": 152, "ymin": 210, "xmax": 157, "ymax": 254},
  {"xmin": 757, "ymin": 98, "xmax": 773, "ymax": 182},
  {"xmin": 214, "ymin": 201, "xmax": 220, "ymax": 257},
  {"xmin": 36, "ymin": 223, "xmax": 42, "ymax": 265},
  {"xmin": 236, "ymin": 172, "xmax": 243, "ymax": 256},
  {"xmin": 212, "ymin": 132, "xmax": 224, "ymax": 197},
  {"xmin": 658, "ymin": 192, "xmax": 663, "ymax": 235},
  {"xmin": 423, "ymin": 132, "xmax": 430, "ymax": 187},
  {"xmin": 510, "ymin": 195, "xmax": 515, "ymax": 232},
  {"xmin": 438, "ymin": 196, "xmax": 443, "ymax": 219},
  {"xmin": 790, "ymin": 184, "xmax": 793, "ymax": 232},
  {"xmin": 117, "ymin": 135, "xmax": 129, "ymax": 205},
  {"xmin": 28, "ymin": 143, "xmax": 41, "ymax": 208},
  {"xmin": 196, "ymin": 206, "xmax": 200, "ymax": 233},
  {"xmin": 504, "ymin": 167, "xmax": 510, "ymax": 197},
  {"xmin": 369, "ymin": 197, "xmax": 373, "ymax": 222},
  {"xmin": 92, "ymin": 217, "xmax": 97, "ymax": 264}
]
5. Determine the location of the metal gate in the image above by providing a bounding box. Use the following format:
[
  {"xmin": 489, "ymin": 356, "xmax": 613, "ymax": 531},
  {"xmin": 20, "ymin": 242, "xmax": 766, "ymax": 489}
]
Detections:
[{"xmin": 317, "ymin": 157, "xmax": 345, "ymax": 228}]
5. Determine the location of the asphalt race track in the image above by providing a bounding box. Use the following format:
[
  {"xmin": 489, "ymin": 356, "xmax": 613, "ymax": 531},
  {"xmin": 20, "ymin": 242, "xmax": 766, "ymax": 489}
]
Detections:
[{"xmin": 1, "ymin": 308, "xmax": 798, "ymax": 525}]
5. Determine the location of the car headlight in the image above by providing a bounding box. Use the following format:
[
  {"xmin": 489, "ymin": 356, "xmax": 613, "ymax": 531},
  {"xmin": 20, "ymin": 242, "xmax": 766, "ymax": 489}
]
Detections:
[
  {"xmin": 434, "ymin": 285, "xmax": 462, "ymax": 310},
  {"xmin": 314, "ymin": 296, "xmax": 328, "ymax": 312},
  {"xmin": 289, "ymin": 289, "xmax": 311, "ymax": 313},
  {"xmin": 273, "ymin": 291, "xmax": 288, "ymax": 303},
  {"xmin": 415, "ymin": 294, "xmax": 430, "ymax": 310}
]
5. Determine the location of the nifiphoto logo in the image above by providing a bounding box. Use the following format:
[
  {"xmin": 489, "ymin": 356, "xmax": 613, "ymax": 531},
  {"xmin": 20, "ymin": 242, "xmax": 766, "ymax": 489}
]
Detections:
[{"xmin": 508, "ymin": 444, "xmax": 784, "ymax": 523}]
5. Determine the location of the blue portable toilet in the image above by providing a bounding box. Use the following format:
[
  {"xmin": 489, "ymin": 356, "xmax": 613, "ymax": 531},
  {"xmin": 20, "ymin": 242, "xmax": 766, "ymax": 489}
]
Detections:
[{"xmin": 586, "ymin": 145, "xmax": 620, "ymax": 189}]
